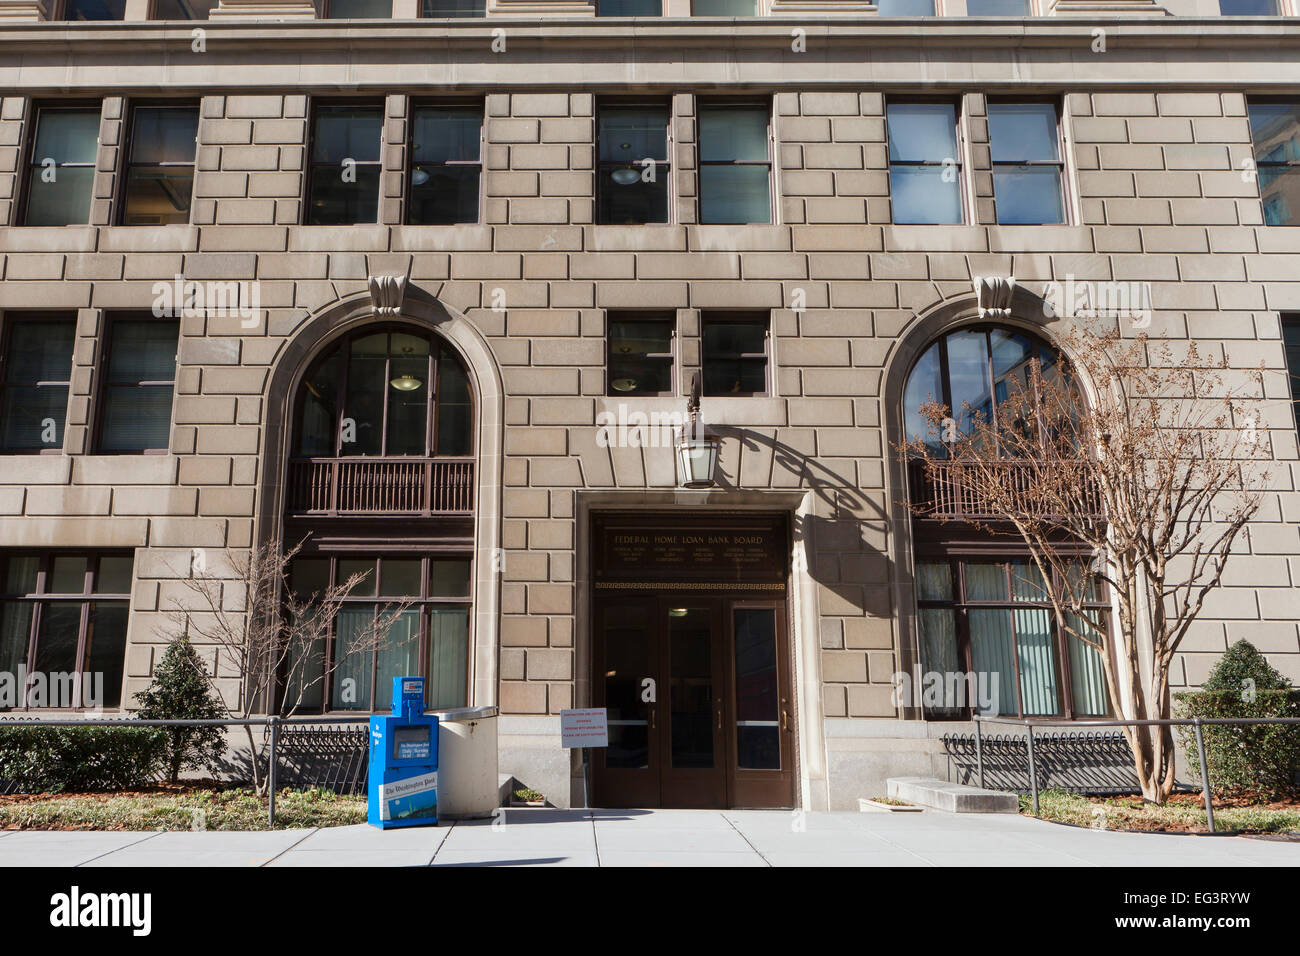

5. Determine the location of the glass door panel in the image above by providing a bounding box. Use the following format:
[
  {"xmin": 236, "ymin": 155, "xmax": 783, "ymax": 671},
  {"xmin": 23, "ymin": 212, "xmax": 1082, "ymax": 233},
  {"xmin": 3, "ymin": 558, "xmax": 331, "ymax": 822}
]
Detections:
[
  {"xmin": 668, "ymin": 606, "xmax": 714, "ymax": 769},
  {"xmin": 733, "ymin": 607, "xmax": 779, "ymax": 770},
  {"xmin": 604, "ymin": 603, "xmax": 652, "ymax": 770}
]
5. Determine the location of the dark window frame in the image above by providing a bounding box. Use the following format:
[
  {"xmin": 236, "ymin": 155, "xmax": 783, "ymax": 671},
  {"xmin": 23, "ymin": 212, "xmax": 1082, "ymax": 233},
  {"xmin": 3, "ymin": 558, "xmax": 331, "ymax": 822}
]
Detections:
[
  {"xmin": 1218, "ymin": 0, "xmax": 1281, "ymax": 13},
  {"xmin": 605, "ymin": 310, "xmax": 677, "ymax": 398},
  {"xmin": 885, "ymin": 95, "xmax": 967, "ymax": 226},
  {"xmin": 0, "ymin": 550, "xmax": 133, "ymax": 712},
  {"xmin": 0, "ymin": 311, "xmax": 76, "ymax": 456},
  {"xmin": 406, "ymin": 98, "xmax": 485, "ymax": 226},
  {"xmin": 696, "ymin": 98, "xmax": 774, "ymax": 226},
  {"xmin": 56, "ymin": 0, "xmax": 127, "ymax": 20},
  {"xmin": 595, "ymin": 97, "xmax": 673, "ymax": 226},
  {"xmin": 117, "ymin": 101, "xmax": 200, "ymax": 227},
  {"xmin": 690, "ymin": 0, "xmax": 758, "ymax": 13},
  {"xmin": 700, "ymin": 310, "xmax": 771, "ymax": 398},
  {"xmin": 93, "ymin": 313, "xmax": 179, "ymax": 456},
  {"xmin": 280, "ymin": 553, "xmax": 474, "ymax": 714},
  {"xmin": 595, "ymin": 0, "xmax": 663, "ymax": 13},
  {"xmin": 986, "ymin": 96, "xmax": 1070, "ymax": 226},
  {"xmin": 420, "ymin": 0, "xmax": 487, "ymax": 16},
  {"xmin": 303, "ymin": 99, "xmax": 385, "ymax": 227},
  {"xmin": 150, "ymin": 0, "xmax": 217, "ymax": 18},
  {"xmin": 18, "ymin": 101, "xmax": 102, "ymax": 228}
]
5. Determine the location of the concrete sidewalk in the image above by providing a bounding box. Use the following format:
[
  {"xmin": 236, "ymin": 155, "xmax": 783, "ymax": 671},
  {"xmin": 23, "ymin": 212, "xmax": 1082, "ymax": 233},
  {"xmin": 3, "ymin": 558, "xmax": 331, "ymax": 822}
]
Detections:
[{"xmin": 0, "ymin": 809, "xmax": 1295, "ymax": 867}]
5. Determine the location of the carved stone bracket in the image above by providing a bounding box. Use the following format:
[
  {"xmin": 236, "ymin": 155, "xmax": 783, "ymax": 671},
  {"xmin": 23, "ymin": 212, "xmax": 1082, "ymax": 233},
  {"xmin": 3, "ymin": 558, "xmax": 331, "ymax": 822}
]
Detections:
[
  {"xmin": 974, "ymin": 275, "xmax": 1016, "ymax": 321},
  {"xmin": 368, "ymin": 274, "xmax": 408, "ymax": 318}
]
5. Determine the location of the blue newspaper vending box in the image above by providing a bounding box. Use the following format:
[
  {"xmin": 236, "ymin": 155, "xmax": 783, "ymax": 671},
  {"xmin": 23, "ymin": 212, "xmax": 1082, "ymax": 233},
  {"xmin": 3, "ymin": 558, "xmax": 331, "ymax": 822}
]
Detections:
[{"xmin": 368, "ymin": 676, "xmax": 439, "ymax": 828}]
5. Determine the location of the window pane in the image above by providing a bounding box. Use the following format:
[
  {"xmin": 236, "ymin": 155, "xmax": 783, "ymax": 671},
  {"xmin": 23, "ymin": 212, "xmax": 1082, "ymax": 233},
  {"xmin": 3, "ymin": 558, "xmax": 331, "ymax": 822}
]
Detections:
[
  {"xmin": 311, "ymin": 106, "xmax": 383, "ymax": 164},
  {"xmin": 285, "ymin": 636, "xmax": 325, "ymax": 711},
  {"xmin": 33, "ymin": 110, "xmax": 100, "ymax": 165},
  {"xmin": 703, "ymin": 320, "xmax": 765, "ymax": 355},
  {"xmin": 699, "ymin": 106, "xmax": 768, "ymax": 163},
  {"xmin": 700, "ymin": 165, "xmax": 770, "ymax": 224},
  {"xmin": 153, "ymin": 0, "xmax": 217, "ymax": 17},
  {"xmin": 2, "ymin": 556, "xmax": 40, "ymax": 595},
  {"xmin": 85, "ymin": 603, "xmax": 128, "ymax": 709},
  {"xmin": 1284, "ymin": 319, "xmax": 1300, "ymax": 434},
  {"xmin": 332, "ymin": 606, "xmax": 375, "ymax": 710},
  {"xmin": 107, "ymin": 320, "xmax": 179, "ymax": 383},
  {"xmin": 611, "ymin": 319, "xmax": 672, "ymax": 355},
  {"xmin": 0, "ymin": 601, "xmax": 32, "ymax": 680},
  {"xmin": 290, "ymin": 558, "xmax": 331, "ymax": 599},
  {"xmin": 51, "ymin": 557, "xmax": 87, "ymax": 594},
  {"xmin": 412, "ymin": 106, "xmax": 481, "ymax": 164},
  {"xmin": 1259, "ymin": 166, "xmax": 1300, "ymax": 227},
  {"xmin": 1007, "ymin": 560, "xmax": 1047, "ymax": 602},
  {"xmin": 430, "ymin": 558, "xmax": 471, "ymax": 597},
  {"xmin": 435, "ymin": 356, "xmax": 473, "ymax": 456},
  {"xmin": 5, "ymin": 320, "xmax": 74, "ymax": 384},
  {"xmin": 326, "ymin": 0, "xmax": 393, "ymax": 14},
  {"xmin": 993, "ymin": 166, "xmax": 1065, "ymax": 225},
  {"xmin": 969, "ymin": 609, "xmax": 1017, "ymax": 716},
  {"xmin": 988, "ymin": 103, "xmax": 1060, "ymax": 163},
  {"xmin": 693, "ymin": 0, "xmax": 755, "ymax": 12},
  {"xmin": 890, "ymin": 166, "xmax": 962, "ymax": 225},
  {"xmin": 904, "ymin": 342, "xmax": 945, "ymax": 452},
  {"xmin": 1248, "ymin": 102, "xmax": 1300, "ymax": 160},
  {"xmin": 734, "ymin": 608, "xmax": 779, "ymax": 770},
  {"xmin": 964, "ymin": 562, "xmax": 1008, "ymax": 601},
  {"xmin": 93, "ymin": 556, "xmax": 133, "ymax": 596},
  {"xmin": 945, "ymin": 329, "xmax": 994, "ymax": 435},
  {"xmin": 100, "ymin": 386, "xmax": 174, "ymax": 451},
  {"xmin": 877, "ymin": 0, "xmax": 934, "ymax": 11},
  {"xmin": 887, "ymin": 102, "xmax": 958, "ymax": 163},
  {"xmin": 33, "ymin": 602, "xmax": 82, "ymax": 679},
  {"xmin": 122, "ymin": 167, "xmax": 194, "ymax": 225},
  {"xmin": 386, "ymin": 353, "xmax": 429, "ymax": 455},
  {"xmin": 296, "ymin": 348, "xmax": 341, "ymax": 456},
  {"xmin": 342, "ymin": 333, "xmax": 386, "ymax": 455},
  {"xmin": 374, "ymin": 607, "xmax": 421, "ymax": 712},
  {"xmin": 703, "ymin": 357, "xmax": 765, "ymax": 396},
  {"xmin": 339, "ymin": 559, "xmax": 378, "ymax": 596},
  {"xmin": 24, "ymin": 166, "xmax": 94, "ymax": 226},
  {"xmin": 1, "ymin": 385, "xmax": 67, "ymax": 450},
  {"xmin": 599, "ymin": 106, "xmax": 668, "ymax": 163},
  {"xmin": 409, "ymin": 165, "xmax": 480, "ymax": 225},
  {"xmin": 308, "ymin": 163, "xmax": 381, "ymax": 225},
  {"xmin": 1014, "ymin": 608, "xmax": 1060, "ymax": 716},
  {"xmin": 1067, "ymin": 613, "xmax": 1108, "ymax": 716},
  {"xmin": 610, "ymin": 319, "xmax": 674, "ymax": 396},
  {"xmin": 379, "ymin": 559, "xmax": 422, "ymax": 597},
  {"xmin": 915, "ymin": 562, "xmax": 953, "ymax": 601},
  {"xmin": 609, "ymin": 358, "xmax": 672, "ymax": 395},
  {"xmin": 63, "ymin": 0, "xmax": 125, "ymax": 17},
  {"xmin": 967, "ymin": 0, "xmax": 1030, "ymax": 13},
  {"xmin": 1220, "ymin": 0, "xmax": 1278, "ymax": 11},
  {"xmin": 428, "ymin": 607, "xmax": 468, "ymax": 710},
  {"xmin": 129, "ymin": 108, "xmax": 199, "ymax": 166},
  {"xmin": 422, "ymin": 0, "xmax": 485, "ymax": 14},
  {"xmin": 598, "ymin": 168, "xmax": 669, "ymax": 224},
  {"xmin": 918, "ymin": 608, "xmax": 961, "ymax": 714},
  {"xmin": 598, "ymin": 0, "xmax": 660, "ymax": 12}
]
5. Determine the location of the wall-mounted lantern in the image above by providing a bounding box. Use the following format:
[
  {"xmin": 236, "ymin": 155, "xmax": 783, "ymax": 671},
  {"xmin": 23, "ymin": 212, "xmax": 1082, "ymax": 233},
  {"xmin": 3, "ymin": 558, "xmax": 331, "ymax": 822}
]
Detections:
[{"xmin": 676, "ymin": 371, "xmax": 721, "ymax": 489}]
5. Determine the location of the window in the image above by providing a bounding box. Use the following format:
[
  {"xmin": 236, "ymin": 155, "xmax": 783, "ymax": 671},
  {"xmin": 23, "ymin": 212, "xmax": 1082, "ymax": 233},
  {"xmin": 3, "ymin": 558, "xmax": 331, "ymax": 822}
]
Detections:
[
  {"xmin": 0, "ymin": 553, "xmax": 133, "ymax": 710},
  {"xmin": 294, "ymin": 327, "xmax": 473, "ymax": 458},
  {"xmin": 692, "ymin": 0, "xmax": 756, "ymax": 12},
  {"xmin": 914, "ymin": 557, "xmax": 1109, "ymax": 719},
  {"xmin": 421, "ymin": 0, "xmax": 485, "ymax": 14},
  {"xmin": 153, "ymin": 0, "xmax": 216, "ymax": 17},
  {"xmin": 284, "ymin": 555, "xmax": 471, "ymax": 713},
  {"xmin": 597, "ymin": 0, "xmax": 661, "ymax": 13},
  {"xmin": 701, "ymin": 313, "xmax": 768, "ymax": 397},
  {"xmin": 306, "ymin": 103, "xmax": 383, "ymax": 226},
  {"xmin": 887, "ymin": 100, "xmax": 963, "ymax": 225},
  {"xmin": 876, "ymin": 0, "xmax": 935, "ymax": 13},
  {"xmin": 60, "ymin": 0, "xmax": 125, "ymax": 19},
  {"xmin": 698, "ymin": 102, "xmax": 771, "ymax": 225},
  {"xmin": 597, "ymin": 101, "xmax": 670, "ymax": 225},
  {"xmin": 966, "ymin": 0, "xmax": 1031, "ymax": 14},
  {"xmin": 1248, "ymin": 100, "xmax": 1300, "ymax": 227},
  {"xmin": 0, "ymin": 313, "xmax": 75, "ymax": 454},
  {"xmin": 1219, "ymin": 0, "xmax": 1279, "ymax": 12},
  {"xmin": 96, "ymin": 317, "xmax": 179, "ymax": 454},
  {"xmin": 1284, "ymin": 316, "xmax": 1300, "ymax": 438},
  {"xmin": 607, "ymin": 313, "xmax": 674, "ymax": 397},
  {"xmin": 903, "ymin": 325, "xmax": 1064, "ymax": 455},
  {"xmin": 21, "ymin": 105, "xmax": 99, "ymax": 227},
  {"xmin": 321, "ymin": 0, "xmax": 393, "ymax": 15},
  {"xmin": 987, "ymin": 101, "xmax": 1066, "ymax": 225},
  {"xmin": 121, "ymin": 105, "xmax": 199, "ymax": 226},
  {"xmin": 409, "ymin": 102, "xmax": 482, "ymax": 225}
]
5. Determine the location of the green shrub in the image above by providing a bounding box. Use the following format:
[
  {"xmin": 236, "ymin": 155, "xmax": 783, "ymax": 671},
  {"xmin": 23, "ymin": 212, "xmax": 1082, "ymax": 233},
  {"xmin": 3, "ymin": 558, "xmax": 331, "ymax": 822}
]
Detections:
[
  {"xmin": 1176, "ymin": 640, "xmax": 1300, "ymax": 794},
  {"xmin": 134, "ymin": 636, "xmax": 227, "ymax": 783},
  {"xmin": 0, "ymin": 725, "xmax": 169, "ymax": 793}
]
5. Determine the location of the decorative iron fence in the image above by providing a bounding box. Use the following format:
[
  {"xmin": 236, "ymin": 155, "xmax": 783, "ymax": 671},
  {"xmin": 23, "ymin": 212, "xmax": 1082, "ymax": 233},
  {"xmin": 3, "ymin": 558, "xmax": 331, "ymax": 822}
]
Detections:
[
  {"xmin": 909, "ymin": 458, "xmax": 1104, "ymax": 522},
  {"xmin": 943, "ymin": 730, "xmax": 1142, "ymax": 795},
  {"xmin": 286, "ymin": 457, "xmax": 474, "ymax": 515}
]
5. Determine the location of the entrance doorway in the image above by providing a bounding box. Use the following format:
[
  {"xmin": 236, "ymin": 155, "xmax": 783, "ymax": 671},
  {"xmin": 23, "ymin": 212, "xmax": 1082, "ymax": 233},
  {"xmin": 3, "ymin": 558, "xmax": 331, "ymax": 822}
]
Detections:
[{"xmin": 588, "ymin": 513, "xmax": 795, "ymax": 809}]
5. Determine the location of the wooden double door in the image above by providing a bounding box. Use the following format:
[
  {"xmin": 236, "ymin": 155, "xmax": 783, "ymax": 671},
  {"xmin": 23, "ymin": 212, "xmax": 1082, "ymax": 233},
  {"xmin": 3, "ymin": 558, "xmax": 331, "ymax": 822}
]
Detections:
[{"xmin": 591, "ymin": 593, "xmax": 795, "ymax": 809}]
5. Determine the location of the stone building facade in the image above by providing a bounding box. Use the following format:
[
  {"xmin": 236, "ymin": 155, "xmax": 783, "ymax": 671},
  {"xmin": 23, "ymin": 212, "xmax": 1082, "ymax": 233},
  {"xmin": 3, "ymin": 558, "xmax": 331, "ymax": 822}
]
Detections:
[{"xmin": 0, "ymin": 3, "xmax": 1298, "ymax": 810}]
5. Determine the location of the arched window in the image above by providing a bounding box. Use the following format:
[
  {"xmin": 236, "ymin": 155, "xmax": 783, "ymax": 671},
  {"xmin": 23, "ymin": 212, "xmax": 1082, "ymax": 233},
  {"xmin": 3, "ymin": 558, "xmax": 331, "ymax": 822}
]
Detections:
[
  {"xmin": 901, "ymin": 324, "xmax": 1108, "ymax": 720},
  {"xmin": 294, "ymin": 326, "xmax": 472, "ymax": 459}
]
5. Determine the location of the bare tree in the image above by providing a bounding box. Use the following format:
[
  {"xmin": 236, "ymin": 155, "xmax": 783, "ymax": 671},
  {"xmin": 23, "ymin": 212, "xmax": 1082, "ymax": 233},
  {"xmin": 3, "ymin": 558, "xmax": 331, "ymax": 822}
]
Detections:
[
  {"xmin": 901, "ymin": 327, "xmax": 1270, "ymax": 804},
  {"xmin": 158, "ymin": 537, "xmax": 415, "ymax": 794}
]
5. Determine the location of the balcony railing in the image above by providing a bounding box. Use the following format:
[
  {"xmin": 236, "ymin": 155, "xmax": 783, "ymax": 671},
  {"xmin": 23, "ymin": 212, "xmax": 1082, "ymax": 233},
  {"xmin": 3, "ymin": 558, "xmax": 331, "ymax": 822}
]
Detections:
[
  {"xmin": 908, "ymin": 459, "xmax": 1104, "ymax": 522},
  {"xmin": 286, "ymin": 457, "xmax": 474, "ymax": 516}
]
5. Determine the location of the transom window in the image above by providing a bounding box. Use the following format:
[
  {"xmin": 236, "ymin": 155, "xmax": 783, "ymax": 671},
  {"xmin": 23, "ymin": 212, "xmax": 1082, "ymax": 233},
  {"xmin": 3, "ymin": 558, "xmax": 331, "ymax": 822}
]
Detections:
[
  {"xmin": 294, "ymin": 327, "xmax": 473, "ymax": 458},
  {"xmin": 0, "ymin": 552, "xmax": 133, "ymax": 710},
  {"xmin": 285, "ymin": 555, "xmax": 471, "ymax": 713}
]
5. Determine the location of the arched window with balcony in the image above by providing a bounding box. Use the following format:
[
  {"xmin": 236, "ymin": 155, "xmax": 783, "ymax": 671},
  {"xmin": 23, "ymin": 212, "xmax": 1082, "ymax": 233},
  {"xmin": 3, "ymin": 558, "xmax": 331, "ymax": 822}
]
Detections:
[{"xmin": 901, "ymin": 323, "xmax": 1109, "ymax": 721}]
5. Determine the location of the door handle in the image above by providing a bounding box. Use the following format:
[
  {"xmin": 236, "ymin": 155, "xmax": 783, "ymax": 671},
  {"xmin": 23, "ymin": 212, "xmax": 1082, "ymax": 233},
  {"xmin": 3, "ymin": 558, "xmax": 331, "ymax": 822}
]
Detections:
[
  {"xmin": 650, "ymin": 708, "xmax": 655, "ymax": 731},
  {"xmin": 781, "ymin": 706, "xmax": 790, "ymax": 732},
  {"xmin": 717, "ymin": 707, "xmax": 722, "ymax": 731}
]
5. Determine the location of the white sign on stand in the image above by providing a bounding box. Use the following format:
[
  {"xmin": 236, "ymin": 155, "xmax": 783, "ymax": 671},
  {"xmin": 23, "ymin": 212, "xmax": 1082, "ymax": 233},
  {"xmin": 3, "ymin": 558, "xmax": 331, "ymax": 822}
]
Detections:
[{"xmin": 561, "ymin": 708, "xmax": 609, "ymax": 749}]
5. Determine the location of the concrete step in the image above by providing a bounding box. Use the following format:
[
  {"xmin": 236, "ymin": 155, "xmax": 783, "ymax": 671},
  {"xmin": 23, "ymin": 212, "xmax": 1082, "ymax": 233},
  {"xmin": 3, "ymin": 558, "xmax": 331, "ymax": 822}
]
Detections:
[{"xmin": 886, "ymin": 777, "xmax": 1019, "ymax": 814}]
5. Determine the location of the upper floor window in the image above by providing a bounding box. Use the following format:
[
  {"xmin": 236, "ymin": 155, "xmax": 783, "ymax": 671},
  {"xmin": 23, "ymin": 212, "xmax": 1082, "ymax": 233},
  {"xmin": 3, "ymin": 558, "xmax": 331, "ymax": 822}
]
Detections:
[
  {"xmin": 887, "ymin": 100, "xmax": 963, "ymax": 225},
  {"xmin": 0, "ymin": 552, "xmax": 134, "ymax": 710},
  {"xmin": 59, "ymin": 0, "xmax": 125, "ymax": 19},
  {"xmin": 702, "ymin": 312, "xmax": 769, "ymax": 397},
  {"xmin": 1283, "ymin": 316, "xmax": 1300, "ymax": 439},
  {"xmin": 987, "ymin": 101, "xmax": 1066, "ymax": 225},
  {"xmin": 877, "ymin": 0, "xmax": 935, "ymax": 12},
  {"xmin": 121, "ymin": 105, "xmax": 199, "ymax": 226},
  {"xmin": 96, "ymin": 316, "xmax": 179, "ymax": 454},
  {"xmin": 422, "ymin": 0, "xmax": 485, "ymax": 14},
  {"xmin": 321, "ymin": 0, "xmax": 393, "ymax": 15},
  {"xmin": 698, "ymin": 102, "xmax": 771, "ymax": 225},
  {"xmin": 1219, "ymin": 0, "xmax": 1279, "ymax": 13},
  {"xmin": 607, "ymin": 312, "xmax": 675, "ymax": 397},
  {"xmin": 597, "ymin": 101, "xmax": 670, "ymax": 225},
  {"xmin": 1248, "ymin": 99, "xmax": 1300, "ymax": 227},
  {"xmin": 21, "ymin": 105, "xmax": 99, "ymax": 227},
  {"xmin": 0, "ymin": 313, "xmax": 75, "ymax": 454},
  {"xmin": 409, "ymin": 102, "xmax": 482, "ymax": 225},
  {"xmin": 597, "ymin": 0, "xmax": 661, "ymax": 13},
  {"xmin": 153, "ymin": 0, "xmax": 216, "ymax": 17},
  {"xmin": 306, "ymin": 103, "xmax": 383, "ymax": 226},
  {"xmin": 966, "ymin": 0, "xmax": 1031, "ymax": 14},
  {"xmin": 294, "ymin": 327, "xmax": 473, "ymax": 459},
  {"xmin": 692, "ymin": 0, "xmax": 757, "ymax": 12}
]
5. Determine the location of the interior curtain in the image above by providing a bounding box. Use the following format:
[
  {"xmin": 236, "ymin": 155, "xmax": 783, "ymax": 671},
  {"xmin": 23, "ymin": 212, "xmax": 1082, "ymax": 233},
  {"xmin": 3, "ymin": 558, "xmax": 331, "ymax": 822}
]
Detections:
[
  {"xmin": 428, "ymin": 607, "xmax": 469, "ymax": 710},
  {"xmin": 1067, "ymin": 611, "xmax": 1109, "ymax": 716},
  {"xmin": 331, "ymin": 605, "xmax": 375, "ymax": 711},
  {"xmin": 1013, "ymin": 607, "xmax": 1060, "ymax": 716},
  {"xmin": 968, "ymin": 609, "xmax": 1018, "ymax": 716}
]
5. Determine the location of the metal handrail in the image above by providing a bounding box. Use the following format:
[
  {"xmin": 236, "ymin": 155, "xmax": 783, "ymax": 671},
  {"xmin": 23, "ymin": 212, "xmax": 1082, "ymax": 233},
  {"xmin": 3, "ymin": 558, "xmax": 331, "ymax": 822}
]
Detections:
[{"xmin": 972, "ymin": 713, "xmax": 1300, "ymax": 833}]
